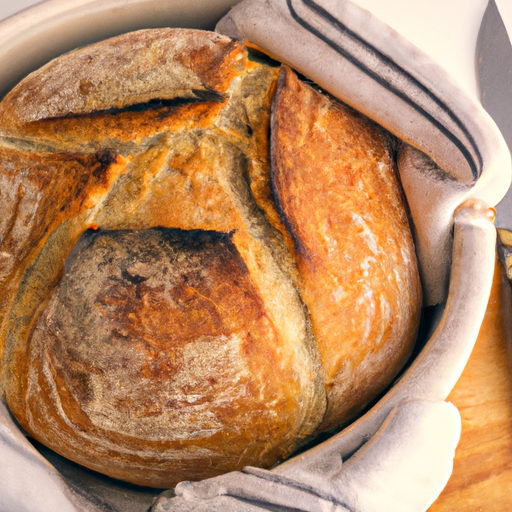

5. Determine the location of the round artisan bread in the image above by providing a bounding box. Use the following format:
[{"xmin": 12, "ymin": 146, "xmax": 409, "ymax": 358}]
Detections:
[{"xmin": 0, "ymin": 28, "xmax": 421, "ymax": 488}]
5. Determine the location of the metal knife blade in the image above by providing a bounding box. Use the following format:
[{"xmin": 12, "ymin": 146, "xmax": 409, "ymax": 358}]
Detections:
[{"xmin": 476, "ymin": 0, "xmax": 512, "ymax": 277}]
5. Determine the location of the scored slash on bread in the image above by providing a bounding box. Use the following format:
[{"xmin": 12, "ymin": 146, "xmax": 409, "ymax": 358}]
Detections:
[{"xmin": 0, "ymin": 28, "xmax": 421, "ymax": 487}]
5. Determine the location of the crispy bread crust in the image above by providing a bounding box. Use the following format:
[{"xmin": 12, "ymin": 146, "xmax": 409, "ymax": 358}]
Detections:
[{"xmin": 271, "ymin": 66, "xmax": 422, "ymax": 430}]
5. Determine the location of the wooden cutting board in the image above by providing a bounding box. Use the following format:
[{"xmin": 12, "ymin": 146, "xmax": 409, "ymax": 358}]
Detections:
[{"xmin": 429, "ymin": 255, "xmax": 512, "ymax": 510}]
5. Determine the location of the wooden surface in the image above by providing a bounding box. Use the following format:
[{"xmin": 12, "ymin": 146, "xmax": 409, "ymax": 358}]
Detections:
[{"xmin": 429, "ymin": 258, "xmax": 512, "ymax": 510}]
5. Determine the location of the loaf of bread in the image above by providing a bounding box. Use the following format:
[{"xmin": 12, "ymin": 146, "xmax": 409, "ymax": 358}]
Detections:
[{"xmin": 0, "ymin": 28, "xmax": 421, "ymax": 487}]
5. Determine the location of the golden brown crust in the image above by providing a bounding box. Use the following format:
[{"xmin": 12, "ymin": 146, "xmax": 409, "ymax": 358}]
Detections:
[{"xmin": 271, "ymin": 66, "xmax": 422, "ymax": 429}]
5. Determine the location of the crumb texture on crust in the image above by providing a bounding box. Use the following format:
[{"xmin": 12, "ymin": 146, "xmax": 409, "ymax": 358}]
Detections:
[{"xmin": 271, "ymin": 66, "xmax": 422, "ymax": 430}]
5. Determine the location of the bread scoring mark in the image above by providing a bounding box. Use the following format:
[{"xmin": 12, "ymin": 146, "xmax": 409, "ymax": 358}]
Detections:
[
  {"xmin": 34, "ymin": 93, "xmax": 226, "ymax": 120},
  {"xmin": 0, "ymin": 146, "xmax": 128, "ymax": 313},
  {"xmin": 0, "ymin": 136, "xmax": 61, "ymax": 154},
  {"xmin": 0, "ymin": 29, "xmax": 245, "ymax": 125}
]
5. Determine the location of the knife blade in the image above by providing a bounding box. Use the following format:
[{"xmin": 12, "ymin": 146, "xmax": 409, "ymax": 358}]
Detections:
[
  {"xmin": 476, "ymin": 0, "xmax": 512, "ymax": 278},
  {"xmin": 477, "ymin": 0, "xmax": 512, "ymax": 366}
]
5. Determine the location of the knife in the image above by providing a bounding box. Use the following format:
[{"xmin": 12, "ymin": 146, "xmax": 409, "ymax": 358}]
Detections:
[
  {"xmin": 476, "ymin": 0, "xmax": 512, "ymax": 277},
  {"xmin": 477, "ymin": 0, "xmax": 512, "ymax": 365}
]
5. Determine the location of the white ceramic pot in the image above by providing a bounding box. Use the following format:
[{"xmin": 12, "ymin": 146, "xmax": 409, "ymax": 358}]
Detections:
[{"xmin": 0, "ymin": 1, "xmax": 508, "ymax": 511}]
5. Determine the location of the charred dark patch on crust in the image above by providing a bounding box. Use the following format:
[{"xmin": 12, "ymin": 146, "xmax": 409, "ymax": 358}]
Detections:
[
  {"xmin": 34, "ymin": 227, "xmax": 259, "ymax": 370},
  {"xmin": 89, "ymin": 149, "xmax": 118, "ymax": 186},
  {"xmin": 96, "ymin": 148, "xmax": 117, "ymax": 167}
]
